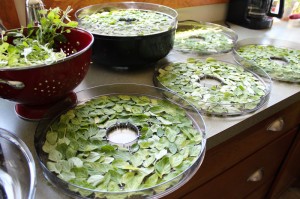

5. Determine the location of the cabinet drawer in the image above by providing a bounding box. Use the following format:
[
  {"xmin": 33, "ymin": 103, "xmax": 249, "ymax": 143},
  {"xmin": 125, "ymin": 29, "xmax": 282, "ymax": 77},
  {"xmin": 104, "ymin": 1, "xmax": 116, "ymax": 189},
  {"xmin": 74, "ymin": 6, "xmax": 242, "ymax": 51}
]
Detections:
[
  {"xmin": 183, "ymin": 128, "xmax": 296, "ymax": 199},
  {"xmin": 165, "ymin": 101, "xmax": 300, "ymax": 199}
]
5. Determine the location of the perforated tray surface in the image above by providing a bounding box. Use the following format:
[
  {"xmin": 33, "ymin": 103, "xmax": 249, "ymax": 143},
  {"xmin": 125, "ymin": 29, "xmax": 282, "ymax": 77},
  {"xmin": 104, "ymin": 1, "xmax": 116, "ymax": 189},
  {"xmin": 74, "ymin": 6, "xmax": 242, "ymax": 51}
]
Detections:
[
  {"xmin": 174, "ymin": 20, "xmax": 238, "ymax": 55},
  {"xmin": 35, "ymin": 83, "xmax": 206, "ymax": 199},
  {"xmin": 154, "ymin": 58, "xmax": 272, "ymax": 117},
  {"xmin": 233, "ymin": 38, "xmax": 300, "ymax": 83}
]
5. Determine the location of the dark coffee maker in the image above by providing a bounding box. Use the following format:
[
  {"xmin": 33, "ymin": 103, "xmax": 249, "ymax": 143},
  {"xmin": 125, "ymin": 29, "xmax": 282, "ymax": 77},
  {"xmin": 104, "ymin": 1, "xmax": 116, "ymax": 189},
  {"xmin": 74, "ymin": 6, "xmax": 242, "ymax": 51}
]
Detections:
[{"xmin": 226, "ymin": 0, "xmax": 285, "ymax": 29}]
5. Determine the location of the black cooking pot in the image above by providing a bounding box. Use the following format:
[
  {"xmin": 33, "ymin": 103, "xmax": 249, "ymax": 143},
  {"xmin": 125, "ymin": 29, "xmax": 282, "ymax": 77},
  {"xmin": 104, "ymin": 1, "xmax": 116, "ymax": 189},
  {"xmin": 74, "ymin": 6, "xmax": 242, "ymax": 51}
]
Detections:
[{"xmin": 75, "ymin": 2, "xmax": 178, "ymax": 70}]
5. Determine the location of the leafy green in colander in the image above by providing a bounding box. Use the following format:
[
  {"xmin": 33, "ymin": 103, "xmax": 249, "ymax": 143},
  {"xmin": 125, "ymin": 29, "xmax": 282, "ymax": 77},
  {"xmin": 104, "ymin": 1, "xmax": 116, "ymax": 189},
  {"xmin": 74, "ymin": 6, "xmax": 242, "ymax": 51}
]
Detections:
[{"xmin": 0, "ymin": 7, "xmax": 78, "ymax": 68}]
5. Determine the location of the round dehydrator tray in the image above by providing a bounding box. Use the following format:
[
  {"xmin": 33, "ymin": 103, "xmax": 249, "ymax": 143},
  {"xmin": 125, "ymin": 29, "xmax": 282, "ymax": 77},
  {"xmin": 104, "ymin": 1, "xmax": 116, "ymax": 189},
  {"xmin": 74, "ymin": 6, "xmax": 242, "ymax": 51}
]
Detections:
[
  {"xmin": 173, "ymin": 20, "xmax": 238, "ymax": 55},
  {"xmin": 0, "ymin": 128, "xmax": 37, "ymax": 199},
  {"xmin": 233, "ymin": 38, "xmax": 300, "ymax": 83},
  {"xmin": 153, "ymin": 57, "xmax": 272, "ymax": 117},
  {"xmin": 35, "ymin": 83, "xmax": 206, "ymax": 199}
]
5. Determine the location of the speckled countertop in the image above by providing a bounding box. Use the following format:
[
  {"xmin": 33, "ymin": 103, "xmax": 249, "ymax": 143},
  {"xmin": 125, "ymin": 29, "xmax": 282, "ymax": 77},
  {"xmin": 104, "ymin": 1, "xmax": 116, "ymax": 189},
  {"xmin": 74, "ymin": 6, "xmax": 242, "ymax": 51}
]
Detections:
[{"xmin": 0, "ymin": 19, "xmax": 299, "ymax": 198}]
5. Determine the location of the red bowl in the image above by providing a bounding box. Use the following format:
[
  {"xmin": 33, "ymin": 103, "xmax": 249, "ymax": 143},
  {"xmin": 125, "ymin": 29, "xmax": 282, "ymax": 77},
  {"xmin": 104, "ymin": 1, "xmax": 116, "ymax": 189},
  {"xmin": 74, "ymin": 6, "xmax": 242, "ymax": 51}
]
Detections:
[{"xmin": 0, "ymin": 28, "xmax": 94, "ymax": 120}]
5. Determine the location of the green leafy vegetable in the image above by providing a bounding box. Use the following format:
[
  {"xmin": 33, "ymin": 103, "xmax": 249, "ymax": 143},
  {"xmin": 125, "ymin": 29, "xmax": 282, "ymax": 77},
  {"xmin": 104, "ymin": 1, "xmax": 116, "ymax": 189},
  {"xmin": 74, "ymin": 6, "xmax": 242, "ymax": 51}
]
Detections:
[
  {"xmin": 154, "ymin": 156, "xmax": 171, "ymax": 178},
  {"xmin": 0, "ymin": 6, "xmax": 78, "ymax": 68}
]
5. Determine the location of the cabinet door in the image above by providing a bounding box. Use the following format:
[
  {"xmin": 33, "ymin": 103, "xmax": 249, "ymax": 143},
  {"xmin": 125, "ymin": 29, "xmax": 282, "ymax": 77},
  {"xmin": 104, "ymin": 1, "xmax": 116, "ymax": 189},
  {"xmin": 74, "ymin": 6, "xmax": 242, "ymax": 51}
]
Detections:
[
  {"xmin": 0, "ymin": 0, "xmax": 20, "ymax": 29},
  {"xmin": 182, "ymin": 128, "xmax": 296, "ymax": 199},
  {"xmin": 267, "ymin": 128, "xmax": 300, "ymax": 198},
  {"xmin": 165, "ymin": 101, "xmax": 300, "ymax": 199},
  {"xmin": 245, "ymin": 179, "xmax": 274, "ymax": 199}
]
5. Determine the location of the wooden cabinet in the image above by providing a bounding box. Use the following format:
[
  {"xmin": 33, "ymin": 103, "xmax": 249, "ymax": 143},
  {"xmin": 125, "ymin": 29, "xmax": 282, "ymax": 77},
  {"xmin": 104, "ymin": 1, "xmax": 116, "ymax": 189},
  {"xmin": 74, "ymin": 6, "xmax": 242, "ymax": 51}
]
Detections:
[
  {"xmin": 1, "ymin": 0, "xmax": 229, "ymax": 30},
  {"xmin": 267, "ymin": 128, "xmax": 300, "ymax": 198},
  {"xmin": 184, "ymin": 127, "xmax": 297, "ymax": 199},
  {"xmin": 164, "ymin": 100, "xmax": 300, "ymax": 199}
]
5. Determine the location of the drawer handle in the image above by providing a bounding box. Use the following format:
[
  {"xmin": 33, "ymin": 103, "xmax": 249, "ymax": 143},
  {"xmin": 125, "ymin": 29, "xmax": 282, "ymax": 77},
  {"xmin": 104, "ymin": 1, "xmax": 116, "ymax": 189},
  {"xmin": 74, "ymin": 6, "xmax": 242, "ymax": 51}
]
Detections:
[
  {"xmin": 267, "ymin": 117, "xmax": 284, "ymax": 132},
  {"xmin": 247, "ymin": 168, "xmax": 264, "ymax": 182}
]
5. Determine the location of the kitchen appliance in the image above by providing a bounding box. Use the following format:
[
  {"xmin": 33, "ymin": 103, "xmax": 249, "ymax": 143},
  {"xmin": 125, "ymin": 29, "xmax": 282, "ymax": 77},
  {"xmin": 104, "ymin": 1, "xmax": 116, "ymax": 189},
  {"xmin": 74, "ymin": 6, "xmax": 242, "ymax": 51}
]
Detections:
[
  {"xmin": 226, "ymin": 0, "xmax": 285, "ymax": 29},
  {"xmin": 75, "ymin": 2, "xmax": 178, "ymax": 70},
  {"xmin": 25, "ymin": 0, "xmax": 45, "ymax": 25}
]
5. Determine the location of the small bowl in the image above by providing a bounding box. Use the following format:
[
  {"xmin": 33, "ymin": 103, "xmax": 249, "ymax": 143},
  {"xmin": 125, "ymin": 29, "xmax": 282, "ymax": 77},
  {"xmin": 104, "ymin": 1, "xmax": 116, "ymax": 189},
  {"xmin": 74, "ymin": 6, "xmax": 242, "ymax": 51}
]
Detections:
[
  {"xmin": 0, "ymin": 128, "xmax": 36, "ymax": 199},
  {"xmin": 75, "ymin": 2, "xmax": 178, "ymax": 70},
  {"xmin": 0, "ymin": 28, "xmax": 94, "ymax": 120}
]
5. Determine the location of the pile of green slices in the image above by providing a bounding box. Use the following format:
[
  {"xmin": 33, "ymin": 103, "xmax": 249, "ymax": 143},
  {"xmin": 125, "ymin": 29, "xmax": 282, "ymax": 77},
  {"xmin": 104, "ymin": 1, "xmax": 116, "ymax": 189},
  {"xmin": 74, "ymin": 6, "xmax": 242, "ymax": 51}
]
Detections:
[
  {"xmin": 0, "ymin": 7, "xmax": 78, "ymax": 68},
  {"xmin": 236, "ymin": 44, "xmax": 300, "ymax": 82},
  {"xmin": 78, "ymin": 9, "xmax": 174, "ymax": 36},
  {"xmin": 156, "ymin": 58, "xmax": 268, "ymax": 116},
  {"xmin": 42, "ymin": 95, "xmax": 203, "ymax": 197},
  {"xmin": 174, "ymin": 25, "xmax": 234, "ymax": 54}
]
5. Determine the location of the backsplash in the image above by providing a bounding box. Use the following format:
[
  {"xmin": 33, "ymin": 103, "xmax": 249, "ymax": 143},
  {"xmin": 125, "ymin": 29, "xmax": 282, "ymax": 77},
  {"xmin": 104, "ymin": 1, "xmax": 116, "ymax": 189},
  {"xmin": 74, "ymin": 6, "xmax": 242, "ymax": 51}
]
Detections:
[
  {"xmin": 14, "ymin": 0, "xmax": 227, "ymax": 27},
  {"xmin": 177, "ymin": 4, "xmax": 227, "ymax": 22},
  {"xmin": 43, "ymin": 0, "xmax": 228, "ymax": 9}
]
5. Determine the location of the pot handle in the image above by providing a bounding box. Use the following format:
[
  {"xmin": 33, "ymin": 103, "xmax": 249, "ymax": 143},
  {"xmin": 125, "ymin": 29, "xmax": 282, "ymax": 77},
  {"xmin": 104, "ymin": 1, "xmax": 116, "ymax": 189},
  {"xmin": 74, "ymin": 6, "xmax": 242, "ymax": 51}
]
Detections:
[{"xmin": 0, "ymin": 78, "xmax": 25, "ymax": 89}]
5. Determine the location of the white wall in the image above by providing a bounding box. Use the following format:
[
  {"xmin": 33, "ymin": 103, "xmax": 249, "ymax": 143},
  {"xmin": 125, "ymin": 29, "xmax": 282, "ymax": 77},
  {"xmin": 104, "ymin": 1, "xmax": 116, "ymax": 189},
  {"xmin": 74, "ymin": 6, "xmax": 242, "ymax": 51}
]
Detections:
[{"xmin": 177, "ymin": 4, "xmax": 227, "ymax": 22}]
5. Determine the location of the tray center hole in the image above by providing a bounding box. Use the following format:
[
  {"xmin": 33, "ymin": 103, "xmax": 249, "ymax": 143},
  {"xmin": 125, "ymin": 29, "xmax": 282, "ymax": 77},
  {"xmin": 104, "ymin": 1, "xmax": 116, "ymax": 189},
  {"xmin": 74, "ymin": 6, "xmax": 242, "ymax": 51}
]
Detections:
[
  {"xmin": 106, "ymin": 122, "xmax": 139, "ymax": 146},
  {"xmin": 198, "ymin": 75, "xmax": 225, "ymax": 88},
  {"xmin": 269, "ymin": 56, "xmax": 288, "ymax": 66},
  {"xmin": 189, "ymin": 35, "xmax": 205, "ymax": 41}
]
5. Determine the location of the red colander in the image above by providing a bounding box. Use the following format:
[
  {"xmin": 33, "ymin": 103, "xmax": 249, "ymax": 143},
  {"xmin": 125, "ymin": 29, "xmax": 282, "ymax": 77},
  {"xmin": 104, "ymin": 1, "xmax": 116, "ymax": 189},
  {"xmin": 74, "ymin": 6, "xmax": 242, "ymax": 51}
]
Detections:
[{"xmin": 0, "ymin": 28, "xmax": 94, "ymax": 120}]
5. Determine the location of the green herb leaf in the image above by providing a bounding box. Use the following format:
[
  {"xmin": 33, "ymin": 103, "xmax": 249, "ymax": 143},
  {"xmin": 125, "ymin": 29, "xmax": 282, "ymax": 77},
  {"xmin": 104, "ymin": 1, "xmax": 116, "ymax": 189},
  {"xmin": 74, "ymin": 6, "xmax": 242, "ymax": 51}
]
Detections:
[
  {"xmin": 155, "ymin": 156, "xmax": 171, "ymax": 178},
  {"xmin": 0, "ymin": 7, "xmax": 78, "ymax": 68}
]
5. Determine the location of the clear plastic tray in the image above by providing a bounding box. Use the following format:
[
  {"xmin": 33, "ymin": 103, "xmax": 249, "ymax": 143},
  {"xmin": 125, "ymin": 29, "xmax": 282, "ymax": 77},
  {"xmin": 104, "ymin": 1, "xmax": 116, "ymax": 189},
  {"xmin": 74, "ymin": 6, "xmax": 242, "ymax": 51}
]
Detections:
[
  {"xmin": 153, "ymin": 58, "xmax": 272, "ymax": 117},
  {"xmin": 35, "ymin": 83, "xmax": 206, "ymax": 199},
  {"xmin": 0, "ymin": 128, "xmax": 36, "ymax": 199},
  {"xmin": 233, "ymin": 38, "xmax": 300, "ymax": 83},
  {"xmin": 174, "ymin": 20, "xmax": 238, "ymax": 55}
]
